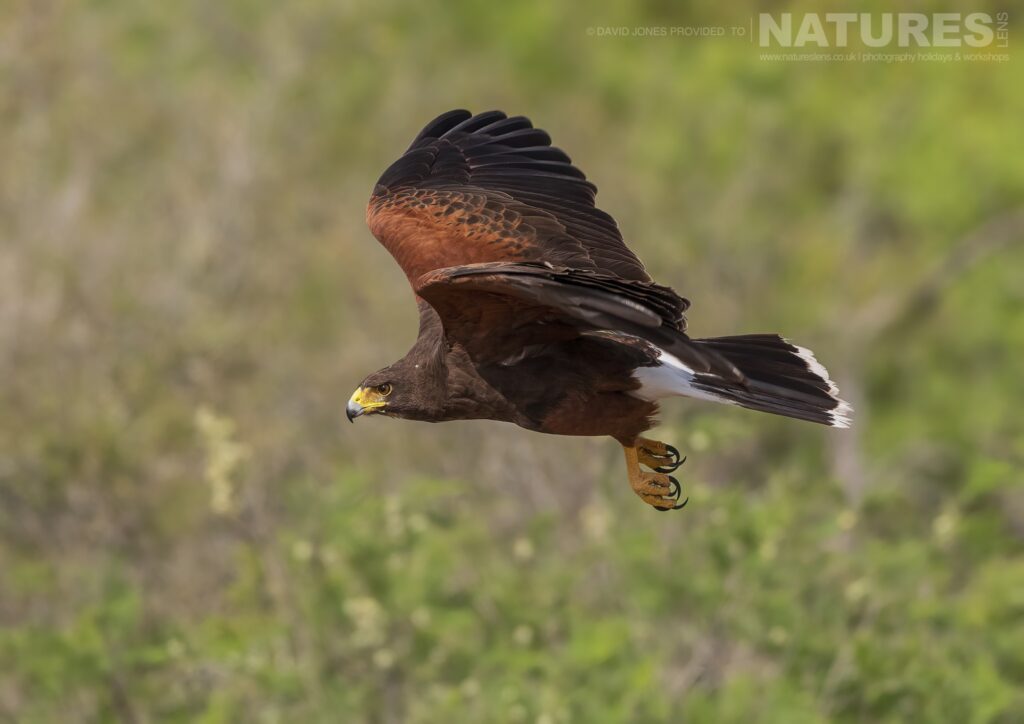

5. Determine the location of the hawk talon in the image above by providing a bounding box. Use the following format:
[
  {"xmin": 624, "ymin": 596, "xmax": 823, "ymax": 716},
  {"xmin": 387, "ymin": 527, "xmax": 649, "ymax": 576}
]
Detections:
[
  {"xmin": 624, "ymin": 444, "xmax": 688, "ymax": 512},
  {"xmin": 653, "ymin": 476, "xmax": 688, "ymax": 511},
  {"xmin": 651, "ymin": 443, "xmax": 683, "ymax": 472},
  {"xmin": 653, "ymin": 496, "xmax": 689, "ymax": 512},
  {"xmin": 654, "ymin": 453, "xmax": 686, "ymax": 474},
  {"xmin": 636, "ymin": 438, "xmax": 685, "ymax": 473}
]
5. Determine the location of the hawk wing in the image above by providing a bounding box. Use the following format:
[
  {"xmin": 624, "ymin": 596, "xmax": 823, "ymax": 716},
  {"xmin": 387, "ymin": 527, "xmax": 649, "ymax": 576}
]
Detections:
[
  {"xmin": 415, "ymin": 262, "xmax": 741, "ymax": 381},
  {"xmin": 367, "ymin": 109, "xmax": 661, "ymax": 291},
  {"xmin": 367, "ymin": 111, "xmax": 741, "ymax": 380}
]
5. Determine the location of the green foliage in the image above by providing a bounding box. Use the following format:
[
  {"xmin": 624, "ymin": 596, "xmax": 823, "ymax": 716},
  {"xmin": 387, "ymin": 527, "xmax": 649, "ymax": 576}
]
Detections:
[{"xmin": 1, "ymin": 0, "xmax": 1022, "ymax": 721}]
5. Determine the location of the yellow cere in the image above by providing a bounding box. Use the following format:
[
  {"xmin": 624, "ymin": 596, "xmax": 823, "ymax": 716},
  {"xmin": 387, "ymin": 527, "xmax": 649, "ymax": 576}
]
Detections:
[{"xmin": 351, "ymin": 387, "xmax": 387, "ymax": 410}]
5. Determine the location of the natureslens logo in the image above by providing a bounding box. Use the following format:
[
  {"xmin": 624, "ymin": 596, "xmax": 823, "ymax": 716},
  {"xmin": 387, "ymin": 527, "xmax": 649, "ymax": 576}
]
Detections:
[{"xmin": 758, "ymin": 12, "xmax": 1008, "ymax": 48}]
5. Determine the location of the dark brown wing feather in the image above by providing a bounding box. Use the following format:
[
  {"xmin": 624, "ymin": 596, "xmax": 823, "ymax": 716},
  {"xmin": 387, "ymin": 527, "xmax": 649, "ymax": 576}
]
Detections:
[
  {"xmin": 367, "ymin": 109, "xmax": 660, "ymax": 290},
  {"xmin": 416, "ymin": 262, "xmax": 741, "ymax": 380}
]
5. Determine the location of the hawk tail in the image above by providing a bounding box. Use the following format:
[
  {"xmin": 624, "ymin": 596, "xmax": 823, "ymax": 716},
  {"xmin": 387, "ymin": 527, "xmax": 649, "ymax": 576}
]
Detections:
[{"xmin": 635, "ymin": 334, "xmax": 851, "ymax": 428}]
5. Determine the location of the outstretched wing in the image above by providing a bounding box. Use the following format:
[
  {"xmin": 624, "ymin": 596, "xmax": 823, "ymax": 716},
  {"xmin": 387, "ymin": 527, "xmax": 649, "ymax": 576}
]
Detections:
[
  {"xmin": 367, "ymin": 109, "xmax": 658, "ymax": 289},
  {"xmin": 416, "ymin": 262, "xmax": 741, "ymax": 381}
]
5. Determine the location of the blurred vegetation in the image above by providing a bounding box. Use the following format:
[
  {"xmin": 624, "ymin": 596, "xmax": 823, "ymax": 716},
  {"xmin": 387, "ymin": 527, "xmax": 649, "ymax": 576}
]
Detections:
[{"xmin": 1, "ymin": 0, "xmax": 1023, "ymax": 722}]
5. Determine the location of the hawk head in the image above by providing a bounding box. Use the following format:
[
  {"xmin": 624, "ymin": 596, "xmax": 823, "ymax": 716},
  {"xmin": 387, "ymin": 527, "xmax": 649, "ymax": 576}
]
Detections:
[{"xmin": 347, "ymin": 357, "xmax": 447, "ymax": 423}]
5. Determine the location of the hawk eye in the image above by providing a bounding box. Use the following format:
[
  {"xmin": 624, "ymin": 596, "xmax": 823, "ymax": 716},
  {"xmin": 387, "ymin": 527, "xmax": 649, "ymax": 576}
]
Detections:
[{"xmin": 376, "ymin": 383, "xmax": 393, "ymax": 396}]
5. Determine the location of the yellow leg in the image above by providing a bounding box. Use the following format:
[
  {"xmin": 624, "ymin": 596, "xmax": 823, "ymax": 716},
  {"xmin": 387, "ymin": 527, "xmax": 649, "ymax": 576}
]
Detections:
[{"xmin": 623, "ymin": 444, "xmax": 687, "ymax": 511}]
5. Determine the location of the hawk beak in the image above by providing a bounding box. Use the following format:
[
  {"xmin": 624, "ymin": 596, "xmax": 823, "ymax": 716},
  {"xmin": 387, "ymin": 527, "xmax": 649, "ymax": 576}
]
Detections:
[
  {"xmin": 346, "ymin": 397, "xmax": 363, "ymax": 423},
  {"xmin": 347, "ymin": 387, "xmax": 385, "ymax": 422}
]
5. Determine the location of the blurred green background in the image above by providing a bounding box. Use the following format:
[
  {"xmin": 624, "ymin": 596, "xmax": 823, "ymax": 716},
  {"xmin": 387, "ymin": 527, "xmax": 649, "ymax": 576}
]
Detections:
[{"xmin": 2, "ymin": 1, "xmax": 1023, "ymax": 722}]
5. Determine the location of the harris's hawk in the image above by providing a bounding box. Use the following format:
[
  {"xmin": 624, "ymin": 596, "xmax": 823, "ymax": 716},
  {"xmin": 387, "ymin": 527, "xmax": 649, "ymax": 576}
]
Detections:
[{"xmin": 348, "ymin": 110, "xmax": 850, "ymax": 511}]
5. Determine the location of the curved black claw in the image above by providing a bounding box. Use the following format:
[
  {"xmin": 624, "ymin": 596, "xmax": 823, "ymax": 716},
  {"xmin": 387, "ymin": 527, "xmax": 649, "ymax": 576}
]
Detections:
[
  {"xmin": 654, "ymin": 446, "xmax": 686, "ymax": 474},
  {"xmin": 652, "ymin": 475, "xmax": 689, "ymax": 512}
]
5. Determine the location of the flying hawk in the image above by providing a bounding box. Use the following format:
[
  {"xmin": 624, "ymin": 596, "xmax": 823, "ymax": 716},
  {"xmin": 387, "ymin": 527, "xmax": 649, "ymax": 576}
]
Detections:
[{"xmin": 348, "ymin": 110, "xmax": 850, "ymax": 511}]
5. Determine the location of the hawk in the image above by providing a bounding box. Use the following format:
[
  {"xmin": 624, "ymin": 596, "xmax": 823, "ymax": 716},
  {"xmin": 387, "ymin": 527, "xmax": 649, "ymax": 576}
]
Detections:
[{"xmin": 347, "ymin": 110, "xmax": 850, "ymax": 510}]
